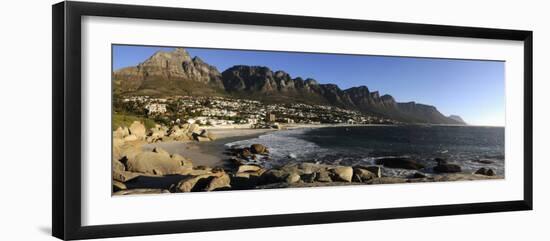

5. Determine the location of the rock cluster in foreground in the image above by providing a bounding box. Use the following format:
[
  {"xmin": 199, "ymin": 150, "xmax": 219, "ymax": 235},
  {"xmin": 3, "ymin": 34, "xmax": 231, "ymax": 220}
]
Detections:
[{"xmin": 112, "ymin": 122, "xmax": 501, "ymax": 195}]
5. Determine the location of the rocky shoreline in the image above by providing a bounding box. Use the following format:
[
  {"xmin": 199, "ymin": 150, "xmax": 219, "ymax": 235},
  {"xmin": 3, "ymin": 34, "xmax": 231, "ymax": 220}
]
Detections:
[{"xmin": 112, "ymin": 121, "xmax": 502, "ymax": 195}]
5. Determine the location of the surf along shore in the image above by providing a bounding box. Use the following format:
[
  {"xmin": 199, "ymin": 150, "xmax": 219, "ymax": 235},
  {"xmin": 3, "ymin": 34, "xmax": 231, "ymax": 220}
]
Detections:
[{"xmin": 112, "ymin": 121, "xmax": 502, "ymax": 195}]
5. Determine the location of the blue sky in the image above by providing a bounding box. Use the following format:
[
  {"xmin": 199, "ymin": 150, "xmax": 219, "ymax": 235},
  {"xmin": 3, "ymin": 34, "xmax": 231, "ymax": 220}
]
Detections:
[{"xmin": 113, "ymin": 45, "xmax": 505, "ymax": 126}]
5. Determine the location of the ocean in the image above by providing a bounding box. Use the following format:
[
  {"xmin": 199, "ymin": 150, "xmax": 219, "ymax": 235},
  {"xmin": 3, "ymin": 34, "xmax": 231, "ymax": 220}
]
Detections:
[{"xmin": 225, "ymin": 125, "xmax": 505, "ymax": 177}]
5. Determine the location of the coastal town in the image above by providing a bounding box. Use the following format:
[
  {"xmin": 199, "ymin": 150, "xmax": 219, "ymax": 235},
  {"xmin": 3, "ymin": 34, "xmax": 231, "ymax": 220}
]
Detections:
[{"xmin": 114, "ymin": 95, "xmax": 397, "ymax": 129}]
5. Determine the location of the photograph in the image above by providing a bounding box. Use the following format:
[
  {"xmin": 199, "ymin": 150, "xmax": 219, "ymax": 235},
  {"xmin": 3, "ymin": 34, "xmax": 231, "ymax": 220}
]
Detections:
[{"xmin": 111, "ymin": 45, "xmax": 505, "ymax": 195}]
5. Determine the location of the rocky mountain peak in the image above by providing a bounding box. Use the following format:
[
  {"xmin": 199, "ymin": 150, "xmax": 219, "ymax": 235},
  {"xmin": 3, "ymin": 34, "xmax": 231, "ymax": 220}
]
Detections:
[{"xmin": 114, "ymin": 47, "xmax": 465, "ymax": 124}]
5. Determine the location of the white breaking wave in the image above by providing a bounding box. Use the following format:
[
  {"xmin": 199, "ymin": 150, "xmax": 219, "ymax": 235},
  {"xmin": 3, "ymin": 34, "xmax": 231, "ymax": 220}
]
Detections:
[{"xmin": 225, "ymin": 129, "xmax": 329, "ymax": 166}]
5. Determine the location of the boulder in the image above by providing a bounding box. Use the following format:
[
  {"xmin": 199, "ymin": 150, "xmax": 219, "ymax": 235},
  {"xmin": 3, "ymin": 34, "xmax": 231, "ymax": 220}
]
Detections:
[
  {"xmin": 188, "ymin": 123, "xmax": 200, "ymax": 133},
  {"xmin": 375, "ymin": 157, "xmax": 425, "ymax": 170},
  {"xmin": 355, "ymin": 165, "xmax": 382, "ymax": 178},
  {"xmin": 240, "ymin": 148, "xmax": 252, "ymax": 158},
  {"xmin": 129, "ymin": 121, "xmax": 146, "ymax": 139},
  {"xmin": 149, "ymin": 129, "xmax": 166, "ymax": 139},
  {"xmin": 206, "ymin": 173, "xmax": 231, "ymax": 191},
  {"xmin": 298, "ymin": 162, "xmax": 326, "ymax": 174},
  {"xmin": 330, "ymin": 166, "xmax": 353, "ymax": 182},
  {"xmin": 352, "ymin": 167, "xmax": 377, "ymax": 182},
  {"xmin": 433, "ymin": 163, "xmax": 462, "ymax": 173},
  {"xmin": 237, "ymin": 164, "xmax": 262, "ymax": 173},
  {"xmin": 315, "ymin": 169, "xmax": 332, "ymax": 182},
  {"xmin": 195, "ymin": 136, "xmax": 211, "ymax": 142},
  {"xmin": 301, "ymin": 172, "xmax": 317, "ymax": 183},
  {"xmin": 176, "ymin": 172, "xmax": 225, "ymax": 192},
  {"xmin": 285, "ymin": 172, "xmax": 301, "ymax": 184},
  {"xmin": 112, "ymin": 159, "xmax": 126, "ymax": 172},
  {"xmin": 176, "ymin": 175, "xmax": 212, "ymax": 192},
  {"xmin": 126, "ymin": 151, "xmax": 188, "ymax": 175},
  {"xmin": 113, "ymin": 126, "xmax": 130, "ymax": 139},
  {"xmin": 260, "ymin": 169, "xmax": 288, "ymax": 184},
  {"xmin": 250, "ymin": 144, "xmax": 268, "ymax": 154},
  {"xmin": 475, "ymin": 167, "xmax": 495, "ymax": 176}
]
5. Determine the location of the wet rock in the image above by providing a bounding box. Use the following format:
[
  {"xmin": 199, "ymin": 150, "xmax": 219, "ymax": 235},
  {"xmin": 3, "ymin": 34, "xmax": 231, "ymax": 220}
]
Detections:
[
  {"xmin": 475, "ymin": 167, "xmax": 495, "ymax": 176},
  {"xmin": 250, "ymin": 144, "xmax": 268, "ymax": 154},
  {"xmin": 433, "ymin": 161, "xmax": 462, "ymax": 173},
  {"xmin": 355, "ymin": 165, "xmax": 382, "ymax": 178},
  {"xmin": 375, "ymin": 157, "xmax": 425, "ymax": 170},
  {"xmin": 410, "ymin": 172, "xmax": 427, "ymax": 178}
]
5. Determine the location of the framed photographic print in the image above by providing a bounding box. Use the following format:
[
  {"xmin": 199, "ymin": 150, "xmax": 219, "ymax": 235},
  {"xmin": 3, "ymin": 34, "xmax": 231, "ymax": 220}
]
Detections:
[{"xmin": 52, "ymin": 1, "xmax": 533, "ymax": 240}]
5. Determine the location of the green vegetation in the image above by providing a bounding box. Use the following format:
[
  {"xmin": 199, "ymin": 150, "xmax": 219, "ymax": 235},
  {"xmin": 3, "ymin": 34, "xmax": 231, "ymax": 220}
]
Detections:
[{"xmin": 112, "ymin": 113, "xmax": 156, "ymax": 131}]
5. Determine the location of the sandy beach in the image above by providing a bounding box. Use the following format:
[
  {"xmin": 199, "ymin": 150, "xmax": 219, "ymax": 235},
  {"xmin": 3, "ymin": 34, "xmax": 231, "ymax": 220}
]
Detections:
[{"xmin": 142, "ymin": 128, "xmax": 275, "ymax": 167}]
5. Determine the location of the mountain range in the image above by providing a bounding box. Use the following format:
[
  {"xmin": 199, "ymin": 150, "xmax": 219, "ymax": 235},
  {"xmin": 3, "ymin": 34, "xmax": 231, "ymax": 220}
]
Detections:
[{"xmin": 113, "ymin": 48, "xmax": 465, "ymax": 124}]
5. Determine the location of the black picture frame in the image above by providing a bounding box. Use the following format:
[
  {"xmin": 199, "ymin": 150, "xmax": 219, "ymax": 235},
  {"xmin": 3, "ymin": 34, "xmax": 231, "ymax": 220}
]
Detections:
[{"xmin": 52, "ymin": 1, "xmax": 533, "ymax": 240}]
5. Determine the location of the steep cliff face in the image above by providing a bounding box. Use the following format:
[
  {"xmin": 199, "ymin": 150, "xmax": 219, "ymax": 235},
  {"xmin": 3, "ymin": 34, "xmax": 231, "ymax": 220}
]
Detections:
[{"xmin": 113, "ymin": 48, "xmax": 466, "ymax": 124}]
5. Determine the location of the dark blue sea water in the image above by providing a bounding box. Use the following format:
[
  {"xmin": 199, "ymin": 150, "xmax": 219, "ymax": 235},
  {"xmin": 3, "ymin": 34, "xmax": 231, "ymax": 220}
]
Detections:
[{"xmin": 226, "ymin": 125, "xmax": 505, "ymax": 176}]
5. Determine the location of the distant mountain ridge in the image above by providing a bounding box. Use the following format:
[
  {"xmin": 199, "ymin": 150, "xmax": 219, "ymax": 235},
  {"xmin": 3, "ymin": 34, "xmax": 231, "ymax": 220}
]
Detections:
[{"xmin": 113, "ymin": 48, "xmax": 465, "ymax": 124}]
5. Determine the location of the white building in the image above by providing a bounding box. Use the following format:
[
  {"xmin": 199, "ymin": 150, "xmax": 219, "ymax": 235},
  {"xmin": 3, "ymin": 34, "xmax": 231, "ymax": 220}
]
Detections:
[{"xmin": 145, "ymin": 103, "xmax": 167, "ymax": 114}]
